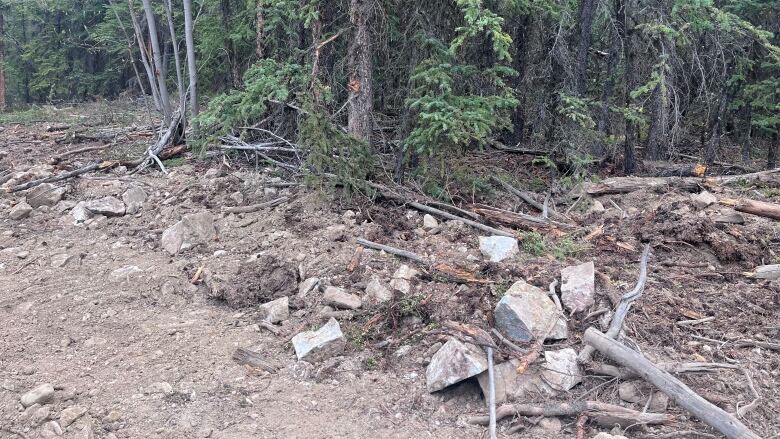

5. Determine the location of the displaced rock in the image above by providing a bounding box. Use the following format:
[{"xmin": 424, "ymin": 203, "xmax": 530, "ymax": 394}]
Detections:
[
  {"xmin": 479, "ymin": 236, "xmax": 519, "ymax": 263},
  {"xmin": 291, "ymin": 318, "xmax": 346, "ymax": 362},
  {"xmin": 542, "ymin": 348, "xmax": 581, "ymax": 391},
  {"xmin": 560, "ymin": 261, "xmax": 596, "ymax": 313},
  {"xmin": 588, "ymin": 200, "xmax": 605, "ymax": 214},
  {"xmin": 426, "ymin": 338, "xmax": 488, "ymax": 392},
  {"xmin": 26, "ymin": 183, "xmax": 66, "ymax": 208},
  {"xmin": 323, "ymin": 286, "xmax": 362, "ymax": 310},
  {"xmin": 751, "ymin": 264, "xmax": 780, "ymax": 280},
  {"xmin": 691, "ymin": 191, "xmax": 717, "ymax": 209},
  {"xmin": 85, "ymin": 196, "xmax": 126, "ymax": 217},
  {"xmin": 122, "ymin": 186, "xmax": 147, "ymax": 214},
  {"xmin": 364, "ymin": 277, "xmax": 392, "ymax": 306},
  {"xmin": 147, "ymin": 381, "xmax": 174, "ymax": 395},
  {"xmin": 648, "ymin": 391, "xmax": 669, "ymax": 412},
  {"xmin": 592, "ymin": 433, "xmax": 628, "ymax": 439},
  {"xmin": 714, "ymin": 211, "xmax": 745, "ymax": 224},
  {"xmin": 50, "ymin": 253, "xmax": 74, "ymax": 268},
  {"xmin": 110, "ymin": 265, "xmax": 144, "ymax": 280},
  {"xmin": 21, "ymin": 383, "xmax": 55, "ymax": 407},
  {"xmin": 161, "ymin": 211, "xmax": 216, "ymax": 255},
  {"xmin": 477, "ymin": 359, "xmax": 554, "ymax": 404},
  {"xmin": 297, "ymin": 277, "xmax": 320, "ymax": 298},
  {"xmin": 43, "ymin": 420, "xmax": 63, "ymax": 436},
  {"xmin": 618, "ymin": 381, "xmax": 644, "ymax": 403},
  {"xmin": 59, "ymin": 406, "xmax": 87, "ymax": 427},
  {"xmin": 9, "ymin": 201, "xmax": 33, "ymax": 220},
  {"xmin": 31, "ymin": 405, "xmax": 52, "ymax": 425},
  {"xmin": 390, "ymin": 264, "xmax": 419, "ymax": 294},
  {"xmin": 423, "ymin": 214, "xmax": 439, "ymax": 230},
  {"xmin": 258, "ymin": 296, "xmax": 289, "ymax": 323},
  {"xmin": 71, "ymin": 201, "xmax": 93, "ymax": 223},
  {"xmin": 494, "ymin": 280, "xmax": 559, "ymax": 342}
]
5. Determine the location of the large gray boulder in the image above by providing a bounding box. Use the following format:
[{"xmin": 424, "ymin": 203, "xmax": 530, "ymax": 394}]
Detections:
[
  {"xmin": 9, "ymin": 201, "xmax": 33, "ymax": 220},
  {"xmin": 85, "ymin": 196, "xmax": 126, "ymax": 217},
  {"xmin": 541, "ymin": 348, "xmax": 581, "ymax": 391},
  {"xmin": 494, "ymin": 280, "xmax": 560, "ymax": 342},
  {"xmin": 161, "ymin": 211, "xmax": 216, "ymax": 255},
  {"xmin": 26, "ymin": 183, "xmax": 66, "ymax": 208},
  {"xmin": 479, "ymin": 236, "xmax": 519, "ymax": 263},
  {"xmin": 560, "ymin": 261, "xmax": 595, "ymax": 313},
  {"xmin": 292, "ymin": 318, "xmax": 345, "ymax": 362},
  {"xmin": 426, "ymin": 338, "xmax": 488, "ymax": 392}
]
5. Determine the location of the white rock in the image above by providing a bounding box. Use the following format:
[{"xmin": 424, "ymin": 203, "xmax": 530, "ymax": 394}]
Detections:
[
  {"xmin": 323, "ymin": 286, "xmax": 362, "ymax": 310},
  {"xmin": 21, "ymin": 383, "xmax": 54, "ymax": 407},
  {"xmin": 542, "ymin": 348, "xmax": 581, "ymax": 391},
  {"xmin": 26, "ymin": 183, "xmax": 66, "ymax": 208},
  {"xmin": 9, "ymin": 201, "xmax": 33, "ymax": 220},
  {"xmin": 494, "ymin": 280, "xmax": 560, "ymax": 342},
  {"xmin": 71, "ymin": 201, "xmax": 93, "ymax": 223},
  {"xmin": 691, "ymin": 191, "xmax": 717, "ymax": 209},
  {"xmin": 297, "ymin": 277, "xmax": 320, "ymax": 298},
  {"xmin": 110, "ymin": 265, "xmax": 144, "ymax": 280},
  {"xmin": 291, "ymin": 318, "xmax": 346, "ymax": 362},
  {"xmin": 161, "ymin": 211, "xmax": 216, "ymax": 255},
  {"xmin": 477, "ymin": 359, "xmax": 554, "ymax": 404},
  {"xmin": 560, "ymin": 261, "xmax": 595, "ymax": 313},
  {"xmin": 422, "ymin": 214, "xmax": 439, "ymax": 230},
  {"xmin": 259, "ymin": 296, "xmax": 289, "ymax": 323},
  {"xmin": 752, "ymin": 264, "xmax": 780, "ymax": 280},
  {"xmin": 59, "ymin": 406, "xmax": 87, "ymax": 427},
  {"xmin": 588, "ymin": 200, "xmax": 605, "ymax": 214},
  {"xmin": 364, "ymin": 277, "xmax": 392, "ymax": 305},
  {"xmin": 426, "ymin": 338, "xmax": 488, "ymax": 392},
  {"xmin": 146, "ymin": 381, "xmax": 174, "ymax": 395},
  {"xmin": 393, "ymin": 264, "xmax": 419, "ymax": 280},
  {"xmin": 85, "ymin": 196, "xmax": 125, "ymax": 217},
  {"xmin": 479, "ymin": 236, "xmax": 519, "ymax": 263},
  {"xmin": 122, "ymin": 186, "xmax": 147, "ymax": 214},
  {"xmin": 592, "ymin": 433, "xmax": 629, "ymax": 439},
  {"xmin": 50, "ymin": 253, "xmax": 73, "ymax": 268}
]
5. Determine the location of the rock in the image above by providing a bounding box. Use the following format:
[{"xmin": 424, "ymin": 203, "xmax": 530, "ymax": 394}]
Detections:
[
  {"xmin": 588, "ymin": 200, "xmax": 605, "ymax": 214},
  {"xmin": 21, "ymin": 383, "xmax": 54, "ymax": 407},
  {"xmin": 592, "ymin": 433, "xmax": 628, "ymax": 439},
  {"xmin": 71, "ymin": 201, "xmax": 93, "ymax": 223},
  {"xmin": 43, "ymin": 420, "xmax": 63, "ymax": 436},
  {"xmin": 535, "ymin": 417, "xmax": 562, "ymax": 434},
  {"xmin": 364, "ymin": 277, "xmax": 392, "ymax": 305},
  {"xmin": 59, "ymin": 406, "xmax": 87, "ymax": 427},
  {"xmin": 618, "ymin": 381, "xmax": 644, "ymax": 403},
  {"xmin": 291, "ymin": 318, "xmax": 346, "ymax": 362},
  {"xmin": 297, "ymin": 277, "xmax": 320, "ymax": 298},
  {"xmin": 258, "ymin": 296, "xmax": 289, "ymax": 323},
  {"xmin": 85, "ymin": 196, "xmax": 125, "ymax": 217},
  {"xmin": 648, "ymin": 391, "xmax": 669, "ymax": 412},
  {"xmin": 31, "ymin": 405, "xmax": 52, "ymax": 425},
  {"xmin": 16, "ymin": 250, "xmax": 29, "ymax": 259},
  {"xmin": 9, "ymin": 201, "xmax": 33, "ymax": 220},
  {"xmin": 50, "ymin": 253, "xmax": 73, "ymax": 268},
  {"xmin": 560, "ymin": 261, "xmax": 595, "ymax": 313},
  {"xmin": 229, "ymin": 191, "xmax": 244, "ymax": 205},
  {"xmin": 323, "ymin": 286, "xmax": 362, "ymax": 310},
  {"xmin": 389, "ymin": 278, "xmax": 411, "ymax": 294},
  {"xmin": 26, "ymin": 183, "xmax": 66, "ymax": 208},
  {"xmin": 110, "ymin": 265, "xmax": 144, "ymax": 280},
  {"xmin": 122, "ymin": 186, "xmax": 147, "ymax": 214},
  {"xmin": 479, "ymin": 236, "xmax": 519, "ymax": 263},
  {"xmin": 714, "ymin": 211, "xmax": 745, "ymax": 224},
  {"xmin": 393, "ymin": 264, "xmax": 419, "ymax": 280},
  {"xmin": 752, "ymin": 264, "xmax": 780, "ymax": 280},
  {"xmin": 691, "ymin": 191, "xmax": 717, "ymax": 209},
  {"xmin": 102, "ymin": 409, "xmax": 122, "ymax": 423},
  {"xmin": 147, "ymin": 382, "xmax": 174, "ymax": 395},
  {"xmin": 423, "ymin": 214, "xmax": 439, "ymax": 230},
  {"xmin": 161, "ymin": 211, "xmax": 216, "ymax": 255},
  {"xmin": 542, "ymin": 348, "xmax": 581, "ymax": 391},
  {"xmin": 494, "ymin": 280, "xmax": 559, "ymax": 342},
  {"xmin": 477, "ymin": 359, "xmax": 554, "ymax": 404},
  {"xmin": 426, "ymin": 338, "xmax": 488, "ymax": 392}
]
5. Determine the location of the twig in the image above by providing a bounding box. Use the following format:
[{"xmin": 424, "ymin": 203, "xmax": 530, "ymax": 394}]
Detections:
[
  {"xmin": 486, "ymin": 346, "xmax": 497, "ymax": 439},
  {"xmin": 735, "ymin": 369, "xmax": 760, "ymax": 418},
  {"xmin": 258, "ymin": 321, "xmax": 282, "ymax": 335},
  {"xmin": 232, "ymin": 347, "xmax": 278, "ymax": 373},
  {"xmin": 355, "ymin": 238, "xmax": 425, "ymax": 263},
  {"xmin": 7, "ymin": 161, "xmax": 112, "ymax": 192},
  {"xmin": 51, "ymin": 144, "xmax": 110, "ymax": 163},
  {"xmin": 408, "ymin": 201, "xmax": 514, "ymax": 237},
  {"xmin": 579, "ymin": 244, "xmax": 651, "ymax": 363},
  {"xmin": 223, "ymin": 197, "xmax": 289, "ymax": 214},
  {"xmin": 491, "ymin": 328, "xmax": 526, "ymax": 355}
]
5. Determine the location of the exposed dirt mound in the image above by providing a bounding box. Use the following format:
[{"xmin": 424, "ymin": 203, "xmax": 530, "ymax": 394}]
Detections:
[{"xmin": 206, "ymin": 254, "xmax": 299, "ymax": 306}]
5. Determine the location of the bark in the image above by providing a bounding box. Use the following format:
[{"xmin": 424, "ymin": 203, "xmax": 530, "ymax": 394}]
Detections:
[
  {"xmin": 705, "ymin": 88, "xmax": 731, "ymax": 166},
  {"xmin": 596, "ymin": 27, "xmax": 619, "ymax": 136},
  {"xmin": 741, "ymin": 103, "xmax": 752, "ymax": 163},
  {"xmin": 127, "ymin": 0, "xmax": 162, "ymax": 112},
  {"xmin": 347, "ymin": 0, "xmax": 373, "ymax": 143},
  {"xmin": 183, "ymin": 0, "xmax": 199, "ymax": 118},
  {"xmin": 141, "ymin": 0, "xmax": 172, "ymax": 121},
  {"xmin": 0, "ymin": 10, "xmax": 5, "ymax": 112},
  {"xmin": 646, "ymin": 40, "xmax": 669, "ymax": 160},
  {"xmin": 769, "ymin": 133, "xmax": 778, "ymax": 170},
  {"xmin": 255, "ymin": 0, "xmax": 264, "ymax": 58},
  {"xmin": 108, "ymin": 0, "xmax": 148, "ymax": 100},
  {"xmin": 164, "ymin": 0, "xmax": 185, "ymax": 115},
  {"xmin": 574, "ymin": 0, "xmax": 599, "ymax": 96},
  {"xmin": 618, "ymin": 0, "xmax": 636, "ymax": 174}
]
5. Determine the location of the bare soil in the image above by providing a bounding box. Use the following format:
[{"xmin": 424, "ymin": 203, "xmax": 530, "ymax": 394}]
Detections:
[{"xmin": 1, "ymin": 106, "xmax": 779, "ymax": 439}]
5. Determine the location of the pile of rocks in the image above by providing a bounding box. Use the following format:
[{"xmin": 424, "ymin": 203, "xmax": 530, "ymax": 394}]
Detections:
[{"xmin": 15, "ymin": 383, "xmax": 95, "ymax": 438}]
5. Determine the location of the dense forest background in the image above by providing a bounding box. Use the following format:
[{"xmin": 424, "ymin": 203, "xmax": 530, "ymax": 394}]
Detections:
[{"xmin": 0, "ymin": 0, "xmax": 779, "ymax": 180}]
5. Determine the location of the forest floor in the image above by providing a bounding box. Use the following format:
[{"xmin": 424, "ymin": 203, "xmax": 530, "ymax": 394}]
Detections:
[{"xmin": 1, "ymin": 103, "xmax": 779, "ymax": 439}]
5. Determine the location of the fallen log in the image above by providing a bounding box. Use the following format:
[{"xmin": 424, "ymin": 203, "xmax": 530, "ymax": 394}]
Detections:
[
  {"xmin": 51, "ymin": 144, "xmax": 111, "ymax": 164},
  {"xmin": 583, "ymin": 328, "xmax": 761, "ymax": 439},
  {"xmin": 586, "ymin": 168, "xmax": 780, "ymax": 196},
  {"xmin": 721, "ymin": 198, "xmax": 780, "ymax": 221},
  {"xmin": 6, "ymin": 161, "xmax": 115, "ymax": 193},
  {"xmin": 589, "ymin": 361, "xmax": 738, "ymax": 380},
  {"xmin": 468, "ymin": 400, "xmax": 671, "ymax": 428},
  {"xmin": 223, "ymin": 196, "xmax": 289, "ymax": 214},
  {"xmin": 232, "ymin": 347, "xmax": 278, "ymax": 373}
]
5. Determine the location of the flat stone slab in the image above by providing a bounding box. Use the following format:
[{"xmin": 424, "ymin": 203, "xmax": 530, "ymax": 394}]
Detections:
[
  {"xmin": 479, "ymin": 236, "xmax": 519, "ymax": 263},
  {"xmin": 259, "ymin": 296, "xmax": 289, "ymax": 323},
  {"xmin": 323, "ymin": 286, "xmax": 362, "ymax": 310},
  {"xmin": 85, "ymin": 196, "xmax": 126, "ymax": 217},
  {"xmin": 541, "ymin": 348, "xmax": 581, "ymax": 391},
  {"xmin": 292, "ymin": 318, "xmax": 346, "ymax": 362},
  {"xmin": 21, "ymin": 383, "xmax": 54, "ymax": 407},
  {"xmin": 560, "ymin": 261, "xmax": 595, "ymax": 313},
  {"xmin": 426, "ymin": 338, "xmax": 488, "ymax": 392}
]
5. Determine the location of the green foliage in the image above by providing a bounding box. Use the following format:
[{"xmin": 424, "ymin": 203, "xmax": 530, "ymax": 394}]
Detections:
[
  {"xmin": 520, "ymin": 231, "xmax": 546, "ymax": 256},
  {"xmin": 551, "ymin": 237, "xmax": 585, "ymax": 259}
]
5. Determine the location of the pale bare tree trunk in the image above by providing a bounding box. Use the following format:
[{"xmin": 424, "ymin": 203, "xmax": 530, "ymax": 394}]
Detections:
[
  {"xmin": 141, "ymin": 0, "xmax": 172, "ymax": 122},
  {"xmin": 164, "ymin": 0, "xmax": 185, "ymax": 117},
  {"xmin": 347, "ymin": 0, "xmax": 372, "ymax": 142},
  {"xmin": 0, "ymin": 10, "xmax": 6, "ymax": 112},
  {"xmin": 108, "ymin": 0, "xmax": 152, "ymax": 117},
  {"xmin": 255, "ymin": 0, "xmax": 264, "ymax": 58},
  {"xmin": 128, "ymin": 0, "xmax": 162, "ymax": 112},
  {"xmin": 183, "ymin": 0, "xmax": 198, "ymax": 118}
]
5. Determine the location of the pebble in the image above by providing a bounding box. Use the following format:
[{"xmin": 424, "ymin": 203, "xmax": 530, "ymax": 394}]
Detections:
[{"xmin": 146, "ymin": 381, "xmax": 174, "ymax": 395}]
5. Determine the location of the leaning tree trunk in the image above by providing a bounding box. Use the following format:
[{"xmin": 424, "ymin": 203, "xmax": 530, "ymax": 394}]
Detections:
[
  {"xmin": 127, "ymin": 0, "xmax": 162, "ymax": 112},
  {"xmin": 141, "ymin": 0, "xmax": 172, "ymax": 123},
  {"xmin": 347, "ymin": 0, "xmax": 372, "ymax": 143},
  {"xmin": 164, "ymin": 0, "xmax": 185, "ymax": 117},
  {"xmin": 183, "ymin": 0, "xmax": 198, "ymax": 118},
  {"xmin": 574, "ymin": 0, "xmax": 599, "ymax": 97},
  {"xmin": 617, "ymin": 0, "xmax": 636, "ymax": 173},
  {"xmin": 0, "ymin": 10, "xmax": 6, "ymax": 112}
]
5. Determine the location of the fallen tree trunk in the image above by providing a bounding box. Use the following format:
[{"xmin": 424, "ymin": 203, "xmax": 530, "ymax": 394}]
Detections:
[
  {"xmin": 583, "ymin": 328, "xmax": 761, "ymax": 439},
  {"xmin": 721, "ymin": 198, "xmax": 780, "ymax": 221},
  {"xmin": 586, "ymin": 168, "xmax": 780, "ymax": 196},
  {"xmin": 468, "ymin": 400, "xmax": 671, "ymax": 428},
  {"xmin": 6, "ymin": 161, "xmax": 114, "ymax": 193}
]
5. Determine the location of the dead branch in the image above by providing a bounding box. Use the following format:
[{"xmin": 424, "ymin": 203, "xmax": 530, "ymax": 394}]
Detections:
[
  {"xmin": 223, "ymin": 196, "xmax": 289, "ymax": 214},
  {"xmin": 491, "ymin": 176, "xmax": 569, "ymax": 223},
  {"xmin": 579, "ymin": 243, "xmax": 651, "ymax": 363},
  {"xmin": 6, "ymin": 161, "xmax": 115, "ymax": 193},
  {"xmin": 721, "ymin": 197, "xmax": 780, "ymax": 221},
  {"xmin": 583, "ymin": 328, "xmax": 761, "ymax": 439},
  {"xmin": 586, "ymin": 168, "xmax": 780, "ymax": 196},
  {"xmin": 468, "ymin": 400, "xmax": 671, "ymax": 428},
  {"xmin": 232, "ymin": 347, "xmax": 278, "ymax": 373},
  {"xmin": 355, "ymin": 238, "xmax": 426, "ymax": 263},
  {"xmin": 589, "ymin": 361, "xmax": 738, "ymax": 379},
  {"xmin": 51, "ymin": 144, "xmax": 111, "ymax": 164}
]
